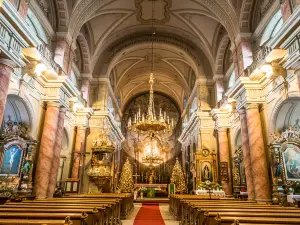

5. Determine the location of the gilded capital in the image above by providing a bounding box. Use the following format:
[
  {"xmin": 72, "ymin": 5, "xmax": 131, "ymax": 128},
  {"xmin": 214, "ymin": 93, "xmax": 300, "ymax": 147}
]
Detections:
[{"xmin": 246, "ymin": 103, "xmax": 259, "ymax": 110}]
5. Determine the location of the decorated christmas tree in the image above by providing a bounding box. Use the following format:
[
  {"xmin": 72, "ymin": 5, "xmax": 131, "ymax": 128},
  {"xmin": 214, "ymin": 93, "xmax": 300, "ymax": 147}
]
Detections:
[
  {"xmin": 171, "ymin": 158, "xmax": 186, "ymax": 194},
  {"xmin": 117, "ymin": 158, "xmax": 134, "ymax": 193}
]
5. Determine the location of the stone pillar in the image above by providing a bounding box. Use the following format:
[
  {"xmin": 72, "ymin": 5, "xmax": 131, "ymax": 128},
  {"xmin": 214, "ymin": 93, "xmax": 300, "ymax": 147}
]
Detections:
[
  {"xmin": 34, "ymin": 102, "xmax": 60, "ymax": 199},
  {"xmin": 280, "ymin": 0, "xmax": 292, "ymax": 22},
  {"xmin": 71, "ymin": 127, "xmax": 87, "ymax": 178},
  {"xmin": 0, "ymin": 59, "xmax": 15, "ymax": 126},
  {"xmin": 81, "ymin": 77, "xmax": 91, "ymax": 106},
  {"xmin": 239, "ymin": 108, "xmax": 255, "ymax": 200},
  {"xmin": 18, "ymin": 0, "xmax": 30, "ymax": 19},
  {"xmin": 47, "ymin": 108, "xmax": 67, "ymax": 198},
  {"xmin": 54, "ymin": 35, "xmax": 75, "ymax": 76},
  {"xmin": 213, "ymin": 75, "xmax": 224, "ymax": 103},
  {"xmin": 231, "ymin": 35, "xmax": 253, "ymax": 78},
  {"xmin": 246, "ymin": 103, "xmax": 271, "ymax": 202},
  {"xmin": 217, "ymin": 128, "xmax": 232, "ymax": 196}
]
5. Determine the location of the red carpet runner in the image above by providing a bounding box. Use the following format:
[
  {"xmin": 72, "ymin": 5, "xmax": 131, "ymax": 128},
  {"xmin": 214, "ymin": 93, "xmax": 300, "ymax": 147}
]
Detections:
[{"xmin": 133, "ymin": 203, "xmax": 165, "ymax": 225}]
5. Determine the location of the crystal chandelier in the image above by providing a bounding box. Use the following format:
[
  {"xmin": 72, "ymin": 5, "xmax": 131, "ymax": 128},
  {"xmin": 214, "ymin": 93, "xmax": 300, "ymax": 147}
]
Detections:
[
  {"xmin": 127, "ymin": 1, "xmax": 174, "ymax": 134},
  {"xmin": 142, "ymin": 135, "xmax": 164, "ymax": 167}
]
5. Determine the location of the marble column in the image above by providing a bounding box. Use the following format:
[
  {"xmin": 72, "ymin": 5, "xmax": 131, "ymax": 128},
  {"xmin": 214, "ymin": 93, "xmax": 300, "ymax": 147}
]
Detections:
[
  {"xmin": 47, "ymin": 107, "xmax": 67, "ymax": 198},
  {"xmin": 246, "ymin": 103, "xmax": 271, "ymax": 202},
  {"xmin": 71, "ymin": 127, "xmax": 87, "ymax": 178},
  {"xmin": 218, "ymin": 128, "xmax": 232, "ymax": 196},
  {"xmin": 0, "ymin": 59, "xmax": 15, "ymax": 126},
  {"xmin": 34, "ymin": 102, "xmax": 60, "ymax": 199},
  {"xmin": 239, "ymin": 108, "xmax": 255, "ymax": 200}
]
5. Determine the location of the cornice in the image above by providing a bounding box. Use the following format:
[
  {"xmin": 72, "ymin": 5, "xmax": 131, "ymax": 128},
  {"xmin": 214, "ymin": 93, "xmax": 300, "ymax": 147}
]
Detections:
[{"xmin": 225, "ymin": 77, "xmax": 265, "ymax": 111}]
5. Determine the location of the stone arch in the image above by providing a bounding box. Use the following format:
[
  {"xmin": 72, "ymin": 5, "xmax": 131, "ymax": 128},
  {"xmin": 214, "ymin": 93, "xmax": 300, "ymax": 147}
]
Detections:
[
  {"xmin": 239, "ymin": 0, "xmax": 255, "ymax": 31},
  {"xmin": 2, "ymin": 94, "xmax": 33, "ymax": 132},
  {"xmin": 77, "ymin": 33, "xmax": 91, "ymax": 73},
  {"xmin": 54, "ymin": 0, "xmax": 70, "ymax": 31},
  {"xmin": 215, "ymin": 34, "xmax": 230, "ymax": 74},
  {"xmin": 269, "ymin": 93, "xmax": 300, "ymax": 136},
  {"xmin": 58, "ymin": 128, "xmax": 71, "ymax": 181}
]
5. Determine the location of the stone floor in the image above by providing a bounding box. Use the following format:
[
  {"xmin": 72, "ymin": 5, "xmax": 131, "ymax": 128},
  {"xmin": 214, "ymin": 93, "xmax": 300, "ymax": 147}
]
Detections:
[{"xmin": 122, "ymin": 203, "xmax": 179, "ymax": 225}]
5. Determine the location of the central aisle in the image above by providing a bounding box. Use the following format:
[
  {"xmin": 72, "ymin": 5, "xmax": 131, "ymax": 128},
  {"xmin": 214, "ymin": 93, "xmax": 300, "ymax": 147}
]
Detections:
[
  {"xmin": 133, "ymin": 204, "xmax": 165, "ymax": 225},
  {"xmin": 122, "ymin": 203, "xmax": 178, "ymax": 225}
]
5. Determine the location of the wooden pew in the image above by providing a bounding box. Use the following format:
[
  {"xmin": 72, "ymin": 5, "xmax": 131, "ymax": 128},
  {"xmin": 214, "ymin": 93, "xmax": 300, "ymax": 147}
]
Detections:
[
  {"xmin": 182, "ymin": 202, "xmax": 286, "ymax": 225},
  {"xmin": 4, "ymin": 202, "xmax": 112, "ymax": 225},
  {"xmin": 183, "ymin": 203, "xmax": 298, "ymax": 225},
  {"xmin": 0, "ymin": 218, "xmax": 73, "ymax": 225},
  {"xmin": 64, "ymin": 194, "xmax": 134, "ymax": 219},
  {"xmin": 0, "ymin": 207, "xmax": 105, "ymax": 225},
  {"xmin": 0, "ymin": 212, "xmax": 87, "ymax": 225},
  {"xmin": 21, "ymin": 199, "xmax": 119, "ymax": 225},
  {"xmin": 214, "ymin": 215, "xmax": 300, "ymax": 225},
  {"xmin": 202, "ymin": 212, "xmax": 300, "ymax": 225}
]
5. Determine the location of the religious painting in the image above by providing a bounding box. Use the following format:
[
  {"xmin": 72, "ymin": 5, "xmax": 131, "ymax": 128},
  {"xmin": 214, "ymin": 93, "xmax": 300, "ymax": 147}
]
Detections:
[
  {"xmin": 201, "ymin": 162, "xmax": 212, "ymax": 182},
  {"xmin": 0, "ymin": 145, "xmax": 23, "ymax": 176},
  {"xmin": 282, "ymin": 145, "xmax": 300, "ymax": 180}
]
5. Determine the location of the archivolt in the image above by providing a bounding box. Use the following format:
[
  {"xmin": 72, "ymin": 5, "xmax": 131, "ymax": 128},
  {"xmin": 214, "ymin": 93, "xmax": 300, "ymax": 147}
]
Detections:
[
  {"xmin": 215, "ymin": 34, "xmax": 230, "ymax": 74},
  {"xmin": 77, "ymin": 33, "xmax": 91, "ymax": 73},
  {"xmin": 54, "ymin": 0, "xmax": 70, "ymax": 31}
]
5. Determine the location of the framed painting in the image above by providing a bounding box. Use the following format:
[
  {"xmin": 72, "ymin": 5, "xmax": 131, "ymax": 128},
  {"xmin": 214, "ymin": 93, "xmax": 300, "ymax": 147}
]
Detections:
[
  {"xmin": 0, "ymin": 145, "xmax": 23, "ymax": 176},
  {"xmin": 201, "ymin": 161, "xmax": 212, "ymax": 182},
  {"xmin": 282, "ymin": 144, "xmax": 300, "ymax": 181}
]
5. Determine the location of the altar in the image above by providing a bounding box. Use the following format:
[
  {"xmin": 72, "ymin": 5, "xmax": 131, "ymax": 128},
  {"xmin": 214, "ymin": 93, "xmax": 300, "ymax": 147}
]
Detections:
[{"xmin": 135, "ymin": 183, "xmax": 168, "ymax": 198}]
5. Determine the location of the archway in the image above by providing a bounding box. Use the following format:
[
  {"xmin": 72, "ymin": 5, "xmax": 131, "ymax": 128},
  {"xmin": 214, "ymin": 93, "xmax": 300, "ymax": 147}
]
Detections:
[{"xmin": 2, "ymin": 95, "xmax": 32, "ymax": 129}]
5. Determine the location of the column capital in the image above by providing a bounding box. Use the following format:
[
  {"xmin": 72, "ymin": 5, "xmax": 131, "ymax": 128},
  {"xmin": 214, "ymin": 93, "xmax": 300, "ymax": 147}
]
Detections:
[
  {"xmin": 59, "ymin": 107, "xmax": 67, "ymax": 113},
  {"xmin": 237, "ymin": 107, "xmax": 247, "ymax": 115},
  {"xmin": 217, "ymin": 127, "xmax": 228, "ymax": 133},
  {"xmin": 46, "ymin": 102, "xmax": 61, "ymax": 108},
  {"xmin": 0, "ymin": 58, "xmax": 16, "ymax": 69},
  {"xmin": 213, "ymin": 74, "xmax": 224, "ymax": 82},
  {"xmin": 245, "ymin": 103, "xmax": 259, "ymax": 110}
]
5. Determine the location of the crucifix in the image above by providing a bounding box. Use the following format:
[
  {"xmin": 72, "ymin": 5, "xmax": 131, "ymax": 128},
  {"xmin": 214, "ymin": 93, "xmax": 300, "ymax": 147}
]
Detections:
[{"xmin": 132, "ymin": 173, "xmax": 140, "ymax": 184}]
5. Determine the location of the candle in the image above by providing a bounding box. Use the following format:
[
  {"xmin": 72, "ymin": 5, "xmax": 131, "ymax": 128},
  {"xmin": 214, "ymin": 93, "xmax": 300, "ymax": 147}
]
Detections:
[{"xmin": 159, "ymin": 108, "xmax": 162, "ymax": 117}]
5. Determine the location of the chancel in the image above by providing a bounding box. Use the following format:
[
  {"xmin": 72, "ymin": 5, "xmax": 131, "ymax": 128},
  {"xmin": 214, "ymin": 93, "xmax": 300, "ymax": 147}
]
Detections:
[{"xmin": 0, "ymin": 0, "xmax": 300, "ymax": 224}]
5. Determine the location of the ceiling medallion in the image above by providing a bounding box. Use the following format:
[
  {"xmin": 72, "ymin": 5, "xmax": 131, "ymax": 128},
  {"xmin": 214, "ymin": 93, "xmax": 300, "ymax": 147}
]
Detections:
[{"xmin": 136, "ymin": 0, "xmax": 172, "ymax": 25}]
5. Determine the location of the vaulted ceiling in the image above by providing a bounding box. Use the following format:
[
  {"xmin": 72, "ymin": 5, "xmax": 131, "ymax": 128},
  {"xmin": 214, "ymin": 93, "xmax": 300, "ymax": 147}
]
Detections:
[{"xmin": 66, "ymin": 0, "xmax": 240, "ymax": 111}]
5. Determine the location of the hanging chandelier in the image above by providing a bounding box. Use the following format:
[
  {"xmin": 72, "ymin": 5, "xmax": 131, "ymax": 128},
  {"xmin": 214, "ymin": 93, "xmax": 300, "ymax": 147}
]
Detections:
[
  {"xmin": 127, "ymin": 1, "xmax": 174, "ymax": 134},
  {"xmin": 142, "ymin": 135, "xmax": 164, "ymax": 167}
]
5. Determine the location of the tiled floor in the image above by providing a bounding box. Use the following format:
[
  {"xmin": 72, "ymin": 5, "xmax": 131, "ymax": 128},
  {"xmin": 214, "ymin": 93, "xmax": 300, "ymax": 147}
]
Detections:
[{"xmin": 122, "ymin": 203, "xmax": 179, "ymax": 225}]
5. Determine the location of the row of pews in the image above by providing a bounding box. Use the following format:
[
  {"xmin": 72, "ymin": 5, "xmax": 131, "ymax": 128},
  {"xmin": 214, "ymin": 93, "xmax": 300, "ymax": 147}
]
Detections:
[
  {"xmin": 170, "ymin": 194, "xmax": 300, "ymax": 225},
  {"xmin": 0, "ymin": 193, "xmax": 133, "ymax": 225}
]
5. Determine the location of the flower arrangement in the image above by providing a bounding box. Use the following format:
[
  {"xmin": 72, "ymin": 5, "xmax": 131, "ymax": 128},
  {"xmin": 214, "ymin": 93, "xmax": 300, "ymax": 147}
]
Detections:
[{"xmin": 139, "ymin": 187, "xmax": 147, "ymax": 193}]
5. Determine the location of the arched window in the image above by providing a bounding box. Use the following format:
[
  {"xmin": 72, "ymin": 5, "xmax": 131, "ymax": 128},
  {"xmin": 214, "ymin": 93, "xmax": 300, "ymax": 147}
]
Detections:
[
  {"xmin": 228, "ymin": 71, "xmax": 235, "ymax": 89},
  {"xmin": 260, "ymin": 10, "xmax": 283, "ymax": 46},
  {"xmin": 26, "ymin": 9, "xmax": 48, "ymax": 44}
]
